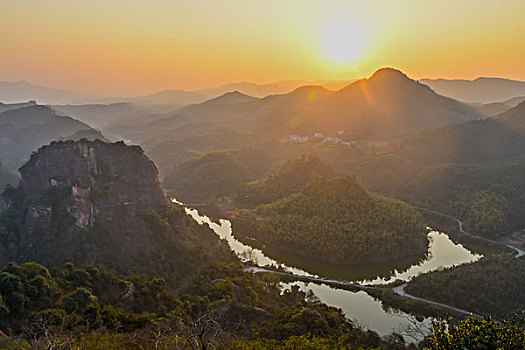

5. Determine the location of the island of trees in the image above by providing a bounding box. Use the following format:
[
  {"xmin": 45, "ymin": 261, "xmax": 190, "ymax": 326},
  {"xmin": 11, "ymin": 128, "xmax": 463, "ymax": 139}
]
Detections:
[{"xmin": 233, "ymin": 168, "xmax": 428, "ymax": 266}]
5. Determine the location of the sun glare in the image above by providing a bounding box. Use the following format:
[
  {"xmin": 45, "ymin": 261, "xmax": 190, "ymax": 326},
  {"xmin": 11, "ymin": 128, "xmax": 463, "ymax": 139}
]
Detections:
[{"xmin": 322, "ymin": 20, "xmax": 365, "ymax": 64}]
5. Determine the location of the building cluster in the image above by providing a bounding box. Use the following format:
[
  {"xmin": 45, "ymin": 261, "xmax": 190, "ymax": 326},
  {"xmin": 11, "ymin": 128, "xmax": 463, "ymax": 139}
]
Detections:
[{"xmin": 288, "ymin": 131, "xmax": 351, "ymax": 146}]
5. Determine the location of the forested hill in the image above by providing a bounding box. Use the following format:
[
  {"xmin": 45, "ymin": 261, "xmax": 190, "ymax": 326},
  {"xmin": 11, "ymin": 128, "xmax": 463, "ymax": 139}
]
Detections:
[
  {"xmin": 382, "ymin": 100, "xmax": 525, "ymax": 166},
  {"xmin": 328, "ymin": 100, "xmax": 525, "ymax": 238},
  {"xmin": 233, "ymin": 175, "xmax": 428, "ymax": 266},
  {"xmin": 236, "ymin": 154, "xmax": 336, "ymax": 207},
  {"xmin": 162, "ymin": 148, "xmax": 273, "ymax": 202}
]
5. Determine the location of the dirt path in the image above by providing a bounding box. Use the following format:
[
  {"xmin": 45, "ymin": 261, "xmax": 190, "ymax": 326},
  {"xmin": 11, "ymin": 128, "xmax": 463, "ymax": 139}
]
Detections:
[
  {"xmin": 244, "ymin": 266, "xmax": 370, "ymax": 290},
  {"xmin": 393, "ymin": 283, "xmax": 480, "ymax": 317}
]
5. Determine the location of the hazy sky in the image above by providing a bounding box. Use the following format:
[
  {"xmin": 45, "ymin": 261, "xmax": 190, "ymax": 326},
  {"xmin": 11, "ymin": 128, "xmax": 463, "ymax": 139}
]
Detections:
[{"xmin": 1, "ymin": 0, "xmax": 524, "ymax": 96}]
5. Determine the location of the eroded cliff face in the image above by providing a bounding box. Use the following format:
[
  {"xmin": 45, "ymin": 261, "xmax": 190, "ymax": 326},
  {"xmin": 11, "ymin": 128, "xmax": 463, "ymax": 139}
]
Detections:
[
  {"xmin": 0, "ymin": 139, "xmax": 234, "ymax": 284},
  {"xmin": 17, "ymin": 139, "xmax": 169, "ymax": 256}
]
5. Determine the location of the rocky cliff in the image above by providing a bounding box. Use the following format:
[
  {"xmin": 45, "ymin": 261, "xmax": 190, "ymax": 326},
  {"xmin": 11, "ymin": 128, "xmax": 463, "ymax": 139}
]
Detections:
[
  {"xmin": 18, "ymin": 139, "xmax": 168, "ymax": 249},
  {"xmin": 1, "ymin": 140, "xmax": 233, "ymax": 282}
]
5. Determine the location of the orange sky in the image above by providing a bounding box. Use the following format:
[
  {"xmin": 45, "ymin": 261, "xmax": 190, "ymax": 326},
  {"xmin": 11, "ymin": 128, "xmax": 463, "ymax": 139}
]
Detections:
[{"xmin": 1, "ymin": 0, "xmax": 524, "ymax": 96}]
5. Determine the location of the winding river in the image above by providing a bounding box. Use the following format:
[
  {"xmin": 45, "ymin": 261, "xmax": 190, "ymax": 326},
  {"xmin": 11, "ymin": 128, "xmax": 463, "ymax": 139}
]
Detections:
[{"xmin": 182, "ymin": 203, "xmax": 481, "ymax": 339}]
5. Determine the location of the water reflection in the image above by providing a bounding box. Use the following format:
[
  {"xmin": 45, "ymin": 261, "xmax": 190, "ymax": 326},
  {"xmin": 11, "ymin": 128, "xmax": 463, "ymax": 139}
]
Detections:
[
  {"xmin": 182, "ymin": 203, "xmax": 479, "ymax": 340},
  {"xmin": 185, "ymin": 206, "xmax": 481, "ymax": 284},
  {"xmin": 364, "ymin": 231, "xmax": 481, "ymax": 285},
  {"xmin": 282, "ymin": 281, "xmax": 432, "ymax": 339}
]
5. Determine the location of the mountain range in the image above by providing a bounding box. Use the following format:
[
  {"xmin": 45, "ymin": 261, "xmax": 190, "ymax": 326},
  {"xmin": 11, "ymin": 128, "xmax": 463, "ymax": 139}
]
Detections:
[
  {"xmin": 54, "ymin": 68, "xmax": 485, "ymax": 177},
  {"xmin": 0, "ymin": 79, "xmax": 352, "ymax": 106},
  {"xmin": 173, "ymin": 68, "xmax": 482, "ymax": 142},
  {"xmin": 421, "ymin": 77, "xmax": 525, "ymax": 103},
  {"xmin": 0, "ymin": 80, "xmax": 93, "ymax": 104}
]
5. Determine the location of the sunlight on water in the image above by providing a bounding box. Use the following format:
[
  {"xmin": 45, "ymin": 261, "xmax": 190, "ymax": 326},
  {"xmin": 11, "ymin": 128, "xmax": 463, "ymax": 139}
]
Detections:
[
  {"xmin": 184, "ymin": 207, "xmax": 315, "ymax": 277},
  {"xmin": 182, "ymin": 200, "xmax": 480, "ymax": 285},
  {"xmin": 176, "ymin": 199, "xmax": 479, "ymax": 340},
  {"xmin": 362, "ymin": 231, "xmax": 482, "ymax": 285}
]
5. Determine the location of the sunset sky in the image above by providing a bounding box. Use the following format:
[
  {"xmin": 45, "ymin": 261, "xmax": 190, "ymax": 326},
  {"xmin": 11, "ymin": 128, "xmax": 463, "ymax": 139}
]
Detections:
[{"xmin": 1, "ymin": 0, "xmax": 524, "ymax": 96}]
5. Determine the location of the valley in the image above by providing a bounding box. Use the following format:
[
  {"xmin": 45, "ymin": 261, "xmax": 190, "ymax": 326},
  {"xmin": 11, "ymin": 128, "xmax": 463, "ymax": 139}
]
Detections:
[{"xmin": 2, "ymin": 69, "xmax": 525, "ymax": 348}]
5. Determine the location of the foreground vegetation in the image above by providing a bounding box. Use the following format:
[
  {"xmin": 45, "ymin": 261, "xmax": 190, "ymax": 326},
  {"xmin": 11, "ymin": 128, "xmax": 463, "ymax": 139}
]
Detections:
[
  {"xmin": 2, "ymin": 261, "xmax": 525, "ymax": 349},
  {"xmin": 234, "ymin": 175, "xmax": 428, "ymax": 265},
  {"xmin": 0, "ymin": 261, "xmax": 412, "ymax": 349},
  {"xmin": 422, "ymin": 313, "xmax": 525, "ymax": 349}
]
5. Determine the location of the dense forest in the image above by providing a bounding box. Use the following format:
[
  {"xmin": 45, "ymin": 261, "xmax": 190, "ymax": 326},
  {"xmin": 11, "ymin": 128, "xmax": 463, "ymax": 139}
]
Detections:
[
  {"xmin": 0, "ymin": 261, "xmax": 413, "ymax": 349},
  {"xmin": 3, "ymin": 261, "xmax": 525, "ymax": 349},
  {"xmin": 405, "ymin": 255, "xmax": 525, "ymax": 315},
  {"xmin": 233, "ymin": 175, "xmax": 428, "ymax": 266},
  {"xmin": 163, "ymin": 148, "xmax": 273, "ymax": 202},
  {"xmin": 422, "ymin": 313, "xmax": 525, "ymax": 349}
]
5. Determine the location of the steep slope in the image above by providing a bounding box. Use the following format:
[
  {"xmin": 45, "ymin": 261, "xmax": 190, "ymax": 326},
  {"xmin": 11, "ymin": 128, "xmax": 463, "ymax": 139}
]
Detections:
[
  {"xmin": 0, "ymin": 140, "xmax": 233, "ymax": 282},
  {"xmin": 387, "ymin": 100, "xmax": 525, "ymax": 165},
  {"xmin": 421, "ymin": 77, "xmax": 525, "ymax": 103},
  {"xmin": 306, "ymin": 68, "xmax": 481, "ymax": 139},
  {"xmin": 496, "ymin": 100, "xmax": 525, "ymax": 128},
  {"xmin": 0, "ymin": 105, "xmax": 105, "ymax": 169},
  {"xmin": 0, "ymin": 162, "xmax": 19, "ymax": 194}
]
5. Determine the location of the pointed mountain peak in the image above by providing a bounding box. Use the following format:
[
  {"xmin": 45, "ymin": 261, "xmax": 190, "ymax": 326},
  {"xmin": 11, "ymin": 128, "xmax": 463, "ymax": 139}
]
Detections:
[
  {"xmin": 284, "ymin": 85, "xmax": 332, "ymax": 100},
  {"xmin": 369, "ymin": 67, "xmax": 411, "ymax": 81},
  {"xmin": 203, "ymin": 90, "xmax": 258, "ymax": 105}
]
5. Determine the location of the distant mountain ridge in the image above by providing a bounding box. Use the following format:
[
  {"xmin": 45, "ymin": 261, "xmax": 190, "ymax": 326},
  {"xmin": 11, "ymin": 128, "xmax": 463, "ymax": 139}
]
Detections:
[
  {"xmin": 0, "ymin": 80, "xmax": 93, "ymax": 104},
  {"xmin": 421, "ymin": 77, "xmax": 525, "ymax": 103},
  {"xmin": 0, "ymin": 79, "xmax": 351, "ymax": 106},
  {"xmin": 0, "ymin": 105, "xmax": 105, "ymax": 169}
]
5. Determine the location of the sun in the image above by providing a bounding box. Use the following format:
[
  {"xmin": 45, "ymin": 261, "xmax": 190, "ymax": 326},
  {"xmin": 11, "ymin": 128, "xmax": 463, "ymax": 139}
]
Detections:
[{"xmin": 322, "ymin": 20, "xmax": 365, "ymax": 64}]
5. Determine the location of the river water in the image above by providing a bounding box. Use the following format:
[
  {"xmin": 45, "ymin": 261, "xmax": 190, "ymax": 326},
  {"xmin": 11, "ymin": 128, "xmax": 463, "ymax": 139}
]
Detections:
[{"xmin": 183, "ymin": 205, "xmax": 481, "ymax": 339}]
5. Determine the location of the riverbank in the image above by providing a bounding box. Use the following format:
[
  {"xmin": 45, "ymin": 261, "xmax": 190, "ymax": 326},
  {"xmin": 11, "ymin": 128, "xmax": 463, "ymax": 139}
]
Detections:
[
  {"xmin": 178, "ymin": 199, "xmax": 484, "ymax": 336},
  {"xmin": 244, "ymin": 264, "xmax": 470, "ymax": 320}
]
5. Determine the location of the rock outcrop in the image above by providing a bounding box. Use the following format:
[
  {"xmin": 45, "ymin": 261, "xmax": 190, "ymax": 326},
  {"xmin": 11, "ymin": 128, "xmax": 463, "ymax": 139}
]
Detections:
[
  {"xmin": 0, "ymin": 139, "xmax": 233, "ymax": 283},
  {"xmin": 17, "ymin": 139, "xmax": 169, "ymax": 254}
]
